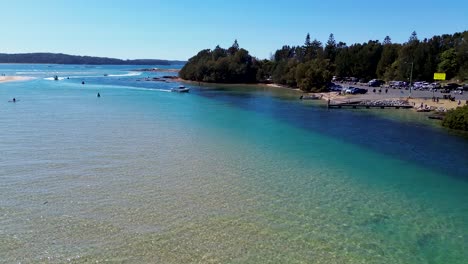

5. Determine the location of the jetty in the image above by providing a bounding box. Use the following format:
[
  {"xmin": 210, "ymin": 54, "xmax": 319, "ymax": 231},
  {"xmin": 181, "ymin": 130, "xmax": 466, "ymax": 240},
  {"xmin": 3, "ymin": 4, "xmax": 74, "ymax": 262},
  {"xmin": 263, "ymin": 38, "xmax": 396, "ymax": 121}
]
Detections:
[
  {"xmin": 328, "ymin": 103, "xmax": 413, "ymax": 109},
  {"xmin": 327, "ymin": 99, "xmax": 413, "ymax": 109}
]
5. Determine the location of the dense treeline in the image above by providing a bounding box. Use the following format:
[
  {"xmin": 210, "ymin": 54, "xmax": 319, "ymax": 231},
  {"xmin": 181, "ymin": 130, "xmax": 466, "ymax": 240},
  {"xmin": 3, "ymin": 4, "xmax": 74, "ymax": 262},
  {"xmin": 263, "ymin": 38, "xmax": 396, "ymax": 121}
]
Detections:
[
  {"xmin": 179, "ymin": 40, "xmax": 259, "ymax": 83},
  {"xmin": 0, "ymin": 53, "xmax": 185, "ymax": 65},
  {"xmin": 180, "ymin": 31, "xmax": 468, "ymax": 92},
  {"xmin": 442, "ymin": 105, "xmax": 468, "ymax": 131}
]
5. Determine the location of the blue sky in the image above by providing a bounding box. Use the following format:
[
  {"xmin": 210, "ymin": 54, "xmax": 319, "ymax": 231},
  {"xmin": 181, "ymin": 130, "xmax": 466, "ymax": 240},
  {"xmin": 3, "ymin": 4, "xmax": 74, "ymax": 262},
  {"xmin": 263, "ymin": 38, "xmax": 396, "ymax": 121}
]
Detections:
[{"xmin": 1, "ymin": 0, "xmax": 467, "ymax": 60}]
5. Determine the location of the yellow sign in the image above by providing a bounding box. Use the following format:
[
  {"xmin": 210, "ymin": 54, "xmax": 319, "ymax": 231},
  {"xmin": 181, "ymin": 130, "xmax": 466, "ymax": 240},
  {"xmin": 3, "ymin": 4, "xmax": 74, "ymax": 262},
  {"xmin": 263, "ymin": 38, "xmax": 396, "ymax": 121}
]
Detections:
[{"xmin": 434, "ymin": 73, "xmax": 446, "ymax": 80}]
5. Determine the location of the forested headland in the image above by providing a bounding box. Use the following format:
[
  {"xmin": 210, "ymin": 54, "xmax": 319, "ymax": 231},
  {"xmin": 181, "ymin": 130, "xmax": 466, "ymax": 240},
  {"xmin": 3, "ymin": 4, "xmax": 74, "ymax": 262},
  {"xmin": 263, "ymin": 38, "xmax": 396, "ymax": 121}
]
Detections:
[
  {"xmin": 0, "ymin": 53, "xmax": 185, "ymax": 65},
  {"xmin": 179, "ymin": 31, "xmax": 468, "ymax": 92}
]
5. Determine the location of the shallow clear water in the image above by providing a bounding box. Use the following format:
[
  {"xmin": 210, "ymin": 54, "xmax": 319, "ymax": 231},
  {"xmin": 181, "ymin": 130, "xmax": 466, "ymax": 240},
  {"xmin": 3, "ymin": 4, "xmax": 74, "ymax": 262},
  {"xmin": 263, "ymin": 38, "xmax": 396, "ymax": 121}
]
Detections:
[{"xmin": 0, "ymin": 65, "xmax": 467, "ymax": 263}]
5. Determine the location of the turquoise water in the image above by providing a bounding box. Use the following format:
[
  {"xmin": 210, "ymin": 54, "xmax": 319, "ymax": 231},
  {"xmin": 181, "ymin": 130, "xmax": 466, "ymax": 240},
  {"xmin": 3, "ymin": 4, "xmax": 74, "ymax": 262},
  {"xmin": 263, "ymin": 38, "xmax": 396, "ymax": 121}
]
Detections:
[{"xmin": 0, "ymin": 65, "xmax": 467, "ymax": 263}]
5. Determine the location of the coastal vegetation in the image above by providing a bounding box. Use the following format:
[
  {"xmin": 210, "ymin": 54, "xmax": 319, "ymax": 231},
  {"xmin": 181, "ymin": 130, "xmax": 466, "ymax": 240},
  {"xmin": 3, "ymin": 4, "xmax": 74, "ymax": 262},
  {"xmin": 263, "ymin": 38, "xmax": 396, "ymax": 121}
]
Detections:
[
  {"xmin": 442, "ymin": 105, "xmax": 468, "ymax": 131},
  {"xmin": 180, "ymin": 31, "xmax": 468, "ymax": 92},
  {"xmin": 0, "ymin": 53, "xmax": 185, "ymax": 65},
  {"xmin": 179, "ymin": 40, "xmax": 260, "ymax": 83}
]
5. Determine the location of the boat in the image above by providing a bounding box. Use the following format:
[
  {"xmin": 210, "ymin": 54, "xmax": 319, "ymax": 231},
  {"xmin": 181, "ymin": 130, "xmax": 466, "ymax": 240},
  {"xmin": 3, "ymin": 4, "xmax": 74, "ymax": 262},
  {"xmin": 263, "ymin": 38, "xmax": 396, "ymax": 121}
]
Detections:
[
  {"xmin": 428, "ymin": 115, "xmax": 444, "ymax": 120},
  {"xmin": 171, "ymin": 85, "xmax": 190, "ymax": 93},
  {"xmin": 416, "ymin": 108, "xmax": 431, "ymax": 112}
]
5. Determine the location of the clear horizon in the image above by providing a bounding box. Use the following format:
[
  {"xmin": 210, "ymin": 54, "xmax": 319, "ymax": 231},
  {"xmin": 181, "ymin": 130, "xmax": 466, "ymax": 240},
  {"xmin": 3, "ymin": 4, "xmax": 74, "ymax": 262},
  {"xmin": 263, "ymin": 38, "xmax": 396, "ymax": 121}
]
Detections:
[{"xmin": 1, "ymin": 0, "xmax": 467, "ymax": 61}]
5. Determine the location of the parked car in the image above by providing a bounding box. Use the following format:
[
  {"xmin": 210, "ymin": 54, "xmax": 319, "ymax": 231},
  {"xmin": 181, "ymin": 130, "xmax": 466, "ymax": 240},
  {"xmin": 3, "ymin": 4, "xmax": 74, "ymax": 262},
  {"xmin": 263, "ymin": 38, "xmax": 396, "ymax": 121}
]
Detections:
[
  {"xmin": 344, "ymin": 86, "xmax": 356, "ymax": 94},
  {"xmin": 389, "ymin": 81, "xmax": 406, "ymax": 88},
  {"xmin": 329, "ymin": 84, "xmax": 343, "ymax": 92},
  {"xmin": 368, "ymin": 79, "xmax": 384, "ymax": 87},
  {"xmin": 444, "ymin": 83, "xmax": 460, "ymax": 90},
  {"xmin": 353, "ymin": 88, "xmax": 368, "ymax": 94},
  {"xmin": 345, "ymin": 87, "xmax": 367, "ymax": 94}
]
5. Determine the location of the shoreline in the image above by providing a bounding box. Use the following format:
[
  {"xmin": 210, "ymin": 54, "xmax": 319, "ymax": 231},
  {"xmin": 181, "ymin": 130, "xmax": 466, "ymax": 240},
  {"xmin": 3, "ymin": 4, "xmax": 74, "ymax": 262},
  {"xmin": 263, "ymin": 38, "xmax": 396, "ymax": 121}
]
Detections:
[
  {"xmin": 132, "ymin": 68, "xmax": 180, "ymax": 73},
  {"xmin": 177, "ymin": 79, "xmax": 466, "ymax": 111},
  {"xmin": 179, "ymin": 79, "xmax": 303, "ymax": 92},
  {"xmin": 0, "ymin": 76, "xmax": 35, "ymax": 83}
]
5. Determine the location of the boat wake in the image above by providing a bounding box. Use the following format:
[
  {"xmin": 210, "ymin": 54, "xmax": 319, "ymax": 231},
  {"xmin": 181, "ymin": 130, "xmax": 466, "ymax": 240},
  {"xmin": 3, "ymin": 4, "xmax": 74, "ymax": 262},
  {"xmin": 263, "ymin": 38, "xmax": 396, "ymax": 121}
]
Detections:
[
  {"xmin": 44, "ymin": 76, "xmax": 67, "ymax": 81},
  {"xmin": 43, "ymin": 72, "xmax": 142, "ymax": 80},
  {"xmin": 108, "ymin": 72, "xmax": 141, "ymax": 77}
]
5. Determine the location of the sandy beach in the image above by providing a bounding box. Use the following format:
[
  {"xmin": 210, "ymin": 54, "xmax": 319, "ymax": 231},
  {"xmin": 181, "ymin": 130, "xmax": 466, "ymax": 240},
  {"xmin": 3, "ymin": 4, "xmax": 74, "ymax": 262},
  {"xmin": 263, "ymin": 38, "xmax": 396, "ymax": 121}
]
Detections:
[{"xmin": 0, "ymin": 76, "xmax": 35, "ymax": 83}]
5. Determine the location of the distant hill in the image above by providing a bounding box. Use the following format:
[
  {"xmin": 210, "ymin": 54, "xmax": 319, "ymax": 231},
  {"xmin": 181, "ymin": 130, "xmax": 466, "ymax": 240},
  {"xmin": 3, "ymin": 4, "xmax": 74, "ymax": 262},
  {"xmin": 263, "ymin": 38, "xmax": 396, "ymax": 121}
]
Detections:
[{"xmin": 0, "ymin": 53, "xmax": 185, "ymax": 65}]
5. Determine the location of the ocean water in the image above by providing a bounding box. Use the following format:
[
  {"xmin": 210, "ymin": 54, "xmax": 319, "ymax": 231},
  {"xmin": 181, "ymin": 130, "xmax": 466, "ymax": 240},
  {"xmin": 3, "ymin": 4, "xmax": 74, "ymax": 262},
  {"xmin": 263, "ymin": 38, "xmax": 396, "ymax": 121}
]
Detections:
[{"xmin": 0, "ymin": 64, "xmax": 467, "ymax": 263}]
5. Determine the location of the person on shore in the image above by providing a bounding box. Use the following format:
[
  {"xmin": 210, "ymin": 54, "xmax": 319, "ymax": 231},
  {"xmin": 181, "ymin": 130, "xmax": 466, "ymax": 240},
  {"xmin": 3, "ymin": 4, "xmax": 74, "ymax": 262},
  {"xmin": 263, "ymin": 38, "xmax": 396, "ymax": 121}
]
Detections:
[{"xmin": 385, "ymin": 88, "xmax": 388, "ymax": 94}]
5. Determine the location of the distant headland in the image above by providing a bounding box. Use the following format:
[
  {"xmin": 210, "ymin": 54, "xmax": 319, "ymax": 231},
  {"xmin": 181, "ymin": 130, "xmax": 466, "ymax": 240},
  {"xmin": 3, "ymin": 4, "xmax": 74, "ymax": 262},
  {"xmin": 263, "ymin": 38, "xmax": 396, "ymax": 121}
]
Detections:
[{"xmin": 0, "ymin": 53, "xmax": 186, "ymax": 65}]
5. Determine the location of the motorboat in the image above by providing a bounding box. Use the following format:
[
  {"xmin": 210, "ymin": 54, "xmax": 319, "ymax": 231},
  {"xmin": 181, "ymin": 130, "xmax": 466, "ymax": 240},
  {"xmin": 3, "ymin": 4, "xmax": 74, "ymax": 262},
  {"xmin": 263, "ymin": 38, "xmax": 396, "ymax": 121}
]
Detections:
[{"xmin": 171, "ymin": 85, "xmax": 190, "ymax": 93}]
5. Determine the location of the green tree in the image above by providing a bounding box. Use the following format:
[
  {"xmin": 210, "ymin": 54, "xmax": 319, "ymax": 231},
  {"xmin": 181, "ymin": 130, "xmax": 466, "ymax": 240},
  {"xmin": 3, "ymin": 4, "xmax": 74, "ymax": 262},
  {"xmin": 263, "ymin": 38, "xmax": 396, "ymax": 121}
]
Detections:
[
  {"xmin": 212, "ymin": 45, "xmax": 227, "ymax": 60},
  {"xmin": 376, "ymin": 38, "xmax": 399, "ymax": 79},
  {"xmin": 303, "ymin": 33, "xmax": 323, "ymax": 61},
  {"xmin": 438, "ymin": 48, "xmax": 458, "ymax": 79},
  {"xmin": 456, "ymin": 31, "xmax": 468, "ymax": 80},
  {"xmin": 397, "ymin": 31, "xmax": 421, "ymax": 81},
  {"xmin": 304, "ymin": 33, "xmax": 311, "ymax": 48},
  {"xmin": 442, "ymin": 105, "xmax": 468, "ymax": 131},
  {"xmin": 324, "ymin": 33, "xmax": 337, "ymax": 62},
  {"xmin": 295, "ymin": 59, "xmax": 332, "ymax": 92},
  {"xmin": 383, "ymin": 36, "xmax": 392, "ymax": 45},
  {"xmin": 228, "ymin": 39, "xmax": 240, "ymax": 55}
]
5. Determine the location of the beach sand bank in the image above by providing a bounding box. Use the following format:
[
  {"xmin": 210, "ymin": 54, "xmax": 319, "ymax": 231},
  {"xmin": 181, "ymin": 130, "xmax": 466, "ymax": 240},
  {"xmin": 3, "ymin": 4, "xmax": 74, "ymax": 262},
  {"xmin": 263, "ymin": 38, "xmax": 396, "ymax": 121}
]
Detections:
[
  {"xmin": 0, "ymin": 76, "xmax": 35, "ymax": 83},
  {"xmin": 408, "ymin": 97, "xmax": 467, "ymax": 110}
]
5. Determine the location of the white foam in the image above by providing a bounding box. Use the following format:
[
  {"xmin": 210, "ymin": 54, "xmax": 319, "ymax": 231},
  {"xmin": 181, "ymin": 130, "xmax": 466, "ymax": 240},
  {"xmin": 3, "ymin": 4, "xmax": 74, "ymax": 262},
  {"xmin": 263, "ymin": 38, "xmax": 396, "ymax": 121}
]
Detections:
[
  {"xmin": 44, "ymin": 77, "xmax": 67, "ymax": 81},
  {"xmin": 43, "ymin": 71, "xmax": 142, "ymax": 80},
  {"xmin": 108, "ymin": 72, "xmax": 142, "ymax": 77},
  {"xmin": 57, "ymin": 81, "xmax": 172, "ymax": 93}
]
